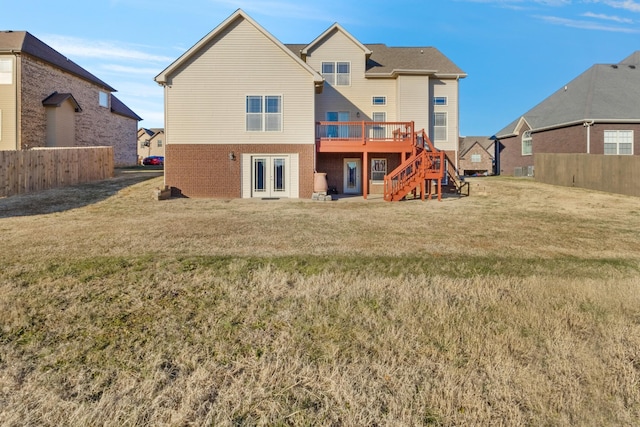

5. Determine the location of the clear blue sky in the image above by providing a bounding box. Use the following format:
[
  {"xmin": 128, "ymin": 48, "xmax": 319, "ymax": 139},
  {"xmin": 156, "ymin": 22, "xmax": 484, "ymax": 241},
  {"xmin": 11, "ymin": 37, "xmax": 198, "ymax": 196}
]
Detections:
[{"xmin": 3, "ymin": 0, "xmax": 639, "ymax": 136}]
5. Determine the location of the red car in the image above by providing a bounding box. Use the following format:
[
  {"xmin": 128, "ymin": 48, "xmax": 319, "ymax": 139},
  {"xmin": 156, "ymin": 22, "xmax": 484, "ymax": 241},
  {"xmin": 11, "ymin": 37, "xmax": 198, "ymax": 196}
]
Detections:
[{"xmin": 142, "ymin": 156, "xmax": 164, "ymax": 166}]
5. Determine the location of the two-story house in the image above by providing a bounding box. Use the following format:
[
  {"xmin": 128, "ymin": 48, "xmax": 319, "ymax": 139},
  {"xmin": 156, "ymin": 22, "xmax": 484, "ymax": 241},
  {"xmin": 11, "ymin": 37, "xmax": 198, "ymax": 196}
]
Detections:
[
  {"xmin": 155, "ymin": 9, "xmax": 465, "ymax": 199},
  {"xmin": 137, "ymin": 127, "xmax": 165, "ymax": 163},
  {"xmin": 0, "ymin": 31, "xmax": 141, "ymax": 166}
]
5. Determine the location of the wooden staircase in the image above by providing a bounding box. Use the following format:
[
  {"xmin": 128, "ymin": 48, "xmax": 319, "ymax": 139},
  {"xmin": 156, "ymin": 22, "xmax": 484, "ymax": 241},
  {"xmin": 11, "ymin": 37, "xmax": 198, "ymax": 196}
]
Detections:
[
  {"xmin": 442, "ymin": 152, "xmax": 470, "ymax": 197},
  {"xmin": 383, "ymin": 129, "xmax": 445, "ymax": 202}
]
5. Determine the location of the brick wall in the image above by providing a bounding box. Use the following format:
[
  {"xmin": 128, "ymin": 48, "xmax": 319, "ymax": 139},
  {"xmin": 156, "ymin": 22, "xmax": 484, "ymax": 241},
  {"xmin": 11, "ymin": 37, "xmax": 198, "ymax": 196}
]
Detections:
[
  {"xmin": 166, "ymin": 144, "xmax": 314, "ymax": 198},
  {"xmin": 19, "ymin": 55, "xmax": 138, "ymax": 166},
  {"xmin": 316, "ymin": 153, "xmax": 403, "ymax": 194},
  {"xmin": 459, "ymin": 144, "xmax": 494, "ymax": 175},
  {"xmin": 498, "ymin": 123, "xmax": 640, "ymax": 176}
]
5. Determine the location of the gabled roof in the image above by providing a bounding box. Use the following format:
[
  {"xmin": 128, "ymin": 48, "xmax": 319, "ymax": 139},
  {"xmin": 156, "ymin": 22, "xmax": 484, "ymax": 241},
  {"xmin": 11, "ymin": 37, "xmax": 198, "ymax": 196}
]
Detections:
[
  {"xmin": 0, "ymin": 31, "xmax": 116, "ymax": 92},
  {"xmin": 301, "ymin": 23, "xmax": 372, "ymax": 57},
  {"xmin": 42, "ymin": 92, "xmax": 82, "ymax": 111},
  {"xmin": 365, "ymin": 44, "xmax": 466, "ymax": 78},
  {"xmin": 155, "ymin": 9, "xmax": 323, "ymax": 87},
  {"xmin": 111, "ymin": 95, "xmax": 142, "ymax": 121},
  {"xmin": 286, "ymin": 43, "xmax": 466, "ymax": 79},
  {"xmin": 459, "ymin": 136, "xmax": 494, "ymax": 158},
  {"xmin": 496, "ymin": 51, "xmax": 640, "ymax": 138}
]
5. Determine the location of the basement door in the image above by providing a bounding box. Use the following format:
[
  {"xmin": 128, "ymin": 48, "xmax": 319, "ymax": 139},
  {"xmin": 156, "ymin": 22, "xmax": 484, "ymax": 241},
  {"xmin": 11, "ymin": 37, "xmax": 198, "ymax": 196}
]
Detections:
[
  {"xmin": 343, "ymin": 158, "xmax": 361, "ymax": 194},
  {"xmin": 252, "ymin": 156, "xmax": 289, "ymax": 198}
]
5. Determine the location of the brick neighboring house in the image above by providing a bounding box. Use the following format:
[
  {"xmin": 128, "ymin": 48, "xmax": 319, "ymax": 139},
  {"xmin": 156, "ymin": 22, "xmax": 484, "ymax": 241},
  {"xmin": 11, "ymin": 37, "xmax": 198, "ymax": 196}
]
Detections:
[
  {"xmin": 137, "ymin": 128, "xmax": 164, "ymax": 163},
  {"xmin": 155, "ymin": 9, "xmax": 466, "ymax": 199},
  {"xmin": 0, "ymin": 31, "xmax": 142, "ymax": 166},
  {"xmin": 493, "ymin": 52, "xmax": 640, "ymax": 176},
  {"xmin": 458, "ymin": 136, "xmax": 494, "ymax": 176}
]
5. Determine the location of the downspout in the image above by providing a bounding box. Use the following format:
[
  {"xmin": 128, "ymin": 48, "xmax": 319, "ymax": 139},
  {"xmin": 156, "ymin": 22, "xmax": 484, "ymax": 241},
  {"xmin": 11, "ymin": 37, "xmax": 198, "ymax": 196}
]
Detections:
[
  {"xmin": 583, "ymin": 120, "xmax": 594, "ymax": 154},
  {"xmin": 12, "ymin": 50, "xmax": 20, "ymax": 150},
  {"xmin": 455, "ymin": 76, "xmax": 460, "ymax": 172}
]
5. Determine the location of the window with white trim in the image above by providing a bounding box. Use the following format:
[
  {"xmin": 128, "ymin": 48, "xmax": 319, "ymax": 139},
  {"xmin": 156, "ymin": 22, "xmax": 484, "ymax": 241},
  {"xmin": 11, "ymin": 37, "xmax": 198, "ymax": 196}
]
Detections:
[
  {"xmin": 433, "ymin": 112, "xmax": 447, "ymax": 141},
  {"xmin": 322, "ymin": 61, "xmax": 350, "ymax": 86},
  {"xmin": 246, "ymin": 95, "xmax": 282, "ymax": 132},
  {"xmin": 522, "ymin": 131, "xmax": 532, "ymax": 156},
  {"xmin": 99, "ymin": 91, "xmax": 109, "ymax": 108},
  {"xmin": 157, "ymin": 139, "xmax": 163, "ymax": 147},
  {"xmin": 0, "ymin": 58, "xmax": 12, "ymax": 84},
  {"xmin": 372, "ymin": 112, "xmax": 386, "ymax": 138},
  {"xmin": 371, "ymin": 158, "xmax": 387, "ymax": 182},
  {"xmin": 471, "ymin": 154, "xmax": 481, "ymax": 163},
  {"xmin": 372, "ymin": 96, "xmax": 386, "ymax": 106},
  {"xmin": 604, "ymin": 130, "xmax": 633, "ymax": 155},
  {"xmin": 433, "ymin": 96, "xmax": 447, "ymax": 106}
]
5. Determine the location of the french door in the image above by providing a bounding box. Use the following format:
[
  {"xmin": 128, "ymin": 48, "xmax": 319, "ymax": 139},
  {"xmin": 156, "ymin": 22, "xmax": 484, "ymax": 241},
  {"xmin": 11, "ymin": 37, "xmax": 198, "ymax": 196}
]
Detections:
[
  {"xmin": 252, "ymin": 156, "xmax": 288, "ymax": 197},
  {"xmin": 327, "ymin": 111, "xmax": 350, "ymax": 138}
]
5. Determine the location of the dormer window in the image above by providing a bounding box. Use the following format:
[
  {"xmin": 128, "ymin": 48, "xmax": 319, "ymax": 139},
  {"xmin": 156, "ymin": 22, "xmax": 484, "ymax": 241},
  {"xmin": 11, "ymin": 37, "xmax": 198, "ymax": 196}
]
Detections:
[
  {"xmin": 99, "ymin": 91, "xmax": 109, "ymax": 108},
  {"xmin": 322, "ymin": 62, "xmax": 350, "ymax": 86}
]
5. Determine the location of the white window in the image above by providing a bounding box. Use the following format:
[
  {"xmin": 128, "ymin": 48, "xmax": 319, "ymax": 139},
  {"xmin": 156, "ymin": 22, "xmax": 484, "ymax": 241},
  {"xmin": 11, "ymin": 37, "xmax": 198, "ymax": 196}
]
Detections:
[
  {"xmin": 522, "ymin": 131, "xmax": 533, "ymax": 156},
  {"xmin": 371, "ymin": 158, "xmax": 387, "ymax": 182},
  {"xmin": 433, "ymin": 97, "xmax": 447, "ymax": 106},
  {"xmin": 0, "ymin": 58, "xmax": 12, "ymax": 84},
  {"xmin": 604, "ymin": 130, "xmax": 633, "ymax": 155},
  {"xmin": 372, "ymin": 112, "xmax": 386, "ymax": 138},
  {"xmin": 372, "ymin": 96, "xmax": 386, "ymax": 106},
  {"xmin": 433, "ymin": 112, "xmax": 447, "ymax": 141},
  {"xmin": 471, "ymin": 154, "xmax": 481, "ymax": 163},
  {"xmin": 157, "ymin": 139, "xmax": 163, "ymax": 147},
  {"xmin": 322, "ymin": 61, "xmax": 350, "ymax": 86},
  {"xmin": 99, "ymin": 91, "xmax": 109, "ymax": 108},
  {"xmin": 246, "ymin": 95, "xmax": 282, "ymax": 132}
]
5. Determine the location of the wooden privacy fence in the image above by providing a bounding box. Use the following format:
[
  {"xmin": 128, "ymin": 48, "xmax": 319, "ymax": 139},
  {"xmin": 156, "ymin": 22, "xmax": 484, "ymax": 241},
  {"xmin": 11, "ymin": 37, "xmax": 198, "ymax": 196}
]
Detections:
[
  {"xmin": 535, "ymin": 153, "xmax": 640, "ymax": 197},
  {"xmin": 0, "ymin": 147, "xmax": 114, "ymax": 197}
]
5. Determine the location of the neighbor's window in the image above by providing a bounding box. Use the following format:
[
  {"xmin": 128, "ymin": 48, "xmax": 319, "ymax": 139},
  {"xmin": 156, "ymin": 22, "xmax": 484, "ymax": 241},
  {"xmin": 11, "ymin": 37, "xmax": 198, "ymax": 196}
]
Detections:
[
  {"xmin": 471, "ymin": 154, "xmax": 481, "ymax": 163},
  {"xmin": 246, "ymin": 95, "xmax": 282, "ymax": 132},
  {"xmin": 433, "ymin": 112, "xmax": 447, "ymax": 141},
  {"xmin": 604, "ymin": 130, "xmax": 633, "ymax": 155},
  {"xmin": 522, "ymin": 131, "xmax": 533, "ymax": 156},
  {"xmin": 372, "ymin": 96, "xmax": 386, "ymax": 106},
  {"xmin": 99, "ymin": 91, "xmax": 109, "ymax": 108},
  {"xmin": 371, "ymin": 158, "xmax": 387, "ymax": 182},
  {"xmin": 433, "ymin": 96, "xmax": 447, "ymax": 106},
  {"xmin": 322, "ymin": 61, "xmax": 350, "ymax": 86},
  {"xmin": 0, "ymin": 58, "xmax": 12, "ymax": 84},
  {"xmin": 157, "ymin": 139, "xmax": 163, "ymax": 147}
]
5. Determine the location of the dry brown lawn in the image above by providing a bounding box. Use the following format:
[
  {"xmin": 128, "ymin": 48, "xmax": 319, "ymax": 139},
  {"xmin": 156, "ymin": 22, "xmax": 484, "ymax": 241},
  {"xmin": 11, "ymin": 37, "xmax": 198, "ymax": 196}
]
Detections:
[{"xmin": 0, "ymin": 172, "xmax": 639, "ymax": 426}]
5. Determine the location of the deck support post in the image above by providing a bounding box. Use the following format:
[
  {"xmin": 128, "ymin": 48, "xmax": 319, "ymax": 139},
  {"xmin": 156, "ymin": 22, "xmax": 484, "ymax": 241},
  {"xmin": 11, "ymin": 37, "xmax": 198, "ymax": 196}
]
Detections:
[{"xmin": 363, "ymin": 151, "xmax": 368, "ymax": 200}]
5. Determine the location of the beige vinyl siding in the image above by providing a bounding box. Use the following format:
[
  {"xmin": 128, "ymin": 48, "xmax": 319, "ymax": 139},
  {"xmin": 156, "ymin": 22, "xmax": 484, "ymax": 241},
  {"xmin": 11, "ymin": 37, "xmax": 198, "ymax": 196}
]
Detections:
[
  {"xmin": 306, "ymin": 31, "xmax": 397, "ymax": 122},
  {"xmin": 430, "ymin": 78, "xmax": 459, "ymax": 151},
  {"xmin": 0, "ymin": 55, "xmax": 17, "ymax": 150},
  {"xmin": 45, "ymin": 99, "xmax": 76, "ymax": 147},
  {"xmin": 397, "ymin": 75, "xmax": 430, "ymax": 132},
  {"xmin": 165, "ymin": 18, "xmax": 315, "ymax": 146}
]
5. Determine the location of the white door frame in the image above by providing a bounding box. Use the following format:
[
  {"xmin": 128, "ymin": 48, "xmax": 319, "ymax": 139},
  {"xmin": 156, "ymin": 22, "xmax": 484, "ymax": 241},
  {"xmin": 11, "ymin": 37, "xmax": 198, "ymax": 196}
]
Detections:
[
  {"xmin": 343, "ymin": 158, "xmax": 361, "ymax": 194},
  {"xmin": 252, "ymin": 155, "xmax": 289, "ymax": 198}
]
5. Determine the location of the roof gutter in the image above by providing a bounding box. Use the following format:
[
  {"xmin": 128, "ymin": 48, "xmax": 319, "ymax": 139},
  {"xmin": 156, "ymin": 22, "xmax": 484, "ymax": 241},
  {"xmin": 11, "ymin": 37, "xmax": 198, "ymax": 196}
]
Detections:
[{"xmin": 496, "ymin": 117, "xmax": 640, "ymax": 139}]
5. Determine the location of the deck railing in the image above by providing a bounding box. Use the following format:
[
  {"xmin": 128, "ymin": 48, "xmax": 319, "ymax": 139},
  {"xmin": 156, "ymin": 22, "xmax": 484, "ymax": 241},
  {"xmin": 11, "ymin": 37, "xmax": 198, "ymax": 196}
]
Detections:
[{"xmin": 316, "ymin": 121, "xmax": 414, "ymax": 145}]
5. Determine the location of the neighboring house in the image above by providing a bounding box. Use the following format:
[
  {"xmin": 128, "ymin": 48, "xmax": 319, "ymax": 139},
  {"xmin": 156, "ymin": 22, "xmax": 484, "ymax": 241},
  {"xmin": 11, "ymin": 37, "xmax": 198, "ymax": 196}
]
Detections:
[
  {"xmin": 494, "ymin": 52, "xmax": 640, "ymax": 176},
  {"xmin": 137, "ymin": 128, "xmax": 164, "ymax": 163},
  {"xmin": 458, "ymin": 136, "xmax": 494, "ymax": 176},
  {"xmin": 155, "ymin": 9, "xmax": 466, "ymax": 199},
  {"xmin": 0, "ymin": 31, "xmax": 142, "ymax": 166}
]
